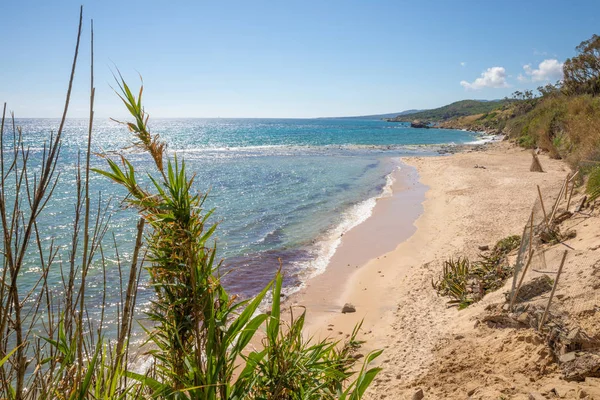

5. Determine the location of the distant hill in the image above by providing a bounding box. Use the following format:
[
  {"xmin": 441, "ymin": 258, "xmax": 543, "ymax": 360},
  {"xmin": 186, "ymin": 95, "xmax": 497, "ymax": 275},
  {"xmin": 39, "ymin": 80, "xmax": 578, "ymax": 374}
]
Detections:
[
  {"xmin": 387, "ymin": 100, "xmax": 512, "ymax": 122},
  {"xmin": 321, "ymin": 109, "xmax": 424, "ymax": 120}
]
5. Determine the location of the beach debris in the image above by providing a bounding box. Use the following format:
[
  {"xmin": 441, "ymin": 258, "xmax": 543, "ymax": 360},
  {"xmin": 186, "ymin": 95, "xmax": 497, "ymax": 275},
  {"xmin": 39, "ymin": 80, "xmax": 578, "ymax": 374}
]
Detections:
[
  {"xmin": 560, "ymin": 352, "xmax": 577, "ymax": 363},
  {"xmin": 575, "ymin": 195, "xmax": 588, "ymax": 212},
  {"xmin": 561, "ymin": 352, "xmax": 600, "ymax": 381},
  {"xmin": 341, "ymin": 303, "xmax": 356, "ymax": 314},
  {"xmin": 528, "ymin": 393, "xmax": 545, "ymax": 400},
  {"xmin": 412, "ymin": 388, "xmax": 424, "ymax": 400},
  {"xmin": 554, "ymin": 210, "xmax": 573, "ymax": 224},
  {"xmin": 530, "ymin": 151, "xmax": 544, "ymax": 172}
]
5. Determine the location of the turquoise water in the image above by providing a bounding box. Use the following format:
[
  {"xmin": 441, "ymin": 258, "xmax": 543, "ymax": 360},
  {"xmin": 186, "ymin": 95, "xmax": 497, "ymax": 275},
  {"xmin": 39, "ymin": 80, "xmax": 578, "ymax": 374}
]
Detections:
[{"xmin": 12, "ymin": 118, "xmax": 476, "ymax": 330}]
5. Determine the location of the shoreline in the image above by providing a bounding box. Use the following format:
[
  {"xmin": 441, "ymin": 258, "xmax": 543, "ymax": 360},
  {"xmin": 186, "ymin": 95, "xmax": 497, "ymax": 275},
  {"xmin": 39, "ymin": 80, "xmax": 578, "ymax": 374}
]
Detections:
[
  {"xmin": 286, "ymin": 159, "xmax": 426, "ymax": 332},
  {"xmin": 291, "ymin": 140, "xmax": 578, "ymax": 398}
]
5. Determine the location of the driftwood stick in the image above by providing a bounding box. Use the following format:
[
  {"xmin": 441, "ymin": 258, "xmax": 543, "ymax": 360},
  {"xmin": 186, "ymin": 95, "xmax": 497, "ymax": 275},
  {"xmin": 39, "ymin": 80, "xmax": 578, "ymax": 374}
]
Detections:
[
  {"xmin": 549, "ymin": 175, "xmax": 569, "ymax": 224},
  {"xmin": 575, "ymin": 195, "xmax": 587, "ymax": 213},
  {"xmin": 539, "ymin": 250, "xmax": 568, "ymax": 329},
  {"xmin": 568, "ymin": 170, "xmax": 580, "ymax": 182},
  {"xmin": 566, "ymin": 180, "xmax": 575, "ymax": 212},
  {"xmin": 510, "ymin": 211, "xmax": 534, "ymax": 310},
  {"xmin": 537, "ymin": 185, "xmax": 550, "ymax": 230},
  {"xmin": 510, "ymin": 248, "xmax": 534, "ymax": 310},
  {"xmin": 528, "ymin": 210, "xmax": 534, "ymax": 256}
]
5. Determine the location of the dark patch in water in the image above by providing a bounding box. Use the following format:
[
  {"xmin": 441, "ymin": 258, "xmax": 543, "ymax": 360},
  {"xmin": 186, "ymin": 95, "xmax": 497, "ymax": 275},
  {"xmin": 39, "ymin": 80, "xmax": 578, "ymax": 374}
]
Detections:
[
  {"xmin": 360, "ymin": 161, "xmax": 379, "ymax": 176},
  {"xmin": 221, "ymin": 248, "xmax": 312, "ymax": 300}
]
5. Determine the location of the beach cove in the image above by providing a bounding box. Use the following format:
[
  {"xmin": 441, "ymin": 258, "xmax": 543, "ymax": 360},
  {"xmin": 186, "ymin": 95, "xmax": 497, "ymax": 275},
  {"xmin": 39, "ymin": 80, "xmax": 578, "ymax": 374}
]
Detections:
[{"xmin": 293, "ymin": 140, "xmax": 600, "ymax": 399}]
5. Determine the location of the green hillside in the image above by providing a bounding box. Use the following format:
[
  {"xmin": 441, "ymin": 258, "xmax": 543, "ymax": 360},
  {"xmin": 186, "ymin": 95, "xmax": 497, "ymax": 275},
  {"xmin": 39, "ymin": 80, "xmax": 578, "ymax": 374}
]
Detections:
[
  {"xmin": 387, "ymin": 99, "xmax": 512, "ymax": 122},
  {"xmin": 320, "ymin": 109, "xmax": 424, "ymax": 120}
]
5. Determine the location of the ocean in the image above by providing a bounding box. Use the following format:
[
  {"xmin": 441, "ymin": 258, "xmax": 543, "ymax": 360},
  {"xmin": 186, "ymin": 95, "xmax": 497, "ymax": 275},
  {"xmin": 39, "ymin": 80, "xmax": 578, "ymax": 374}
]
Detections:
[{"xmin": 12, "ymin": 117, "xmax": 477, "ymax": 336}]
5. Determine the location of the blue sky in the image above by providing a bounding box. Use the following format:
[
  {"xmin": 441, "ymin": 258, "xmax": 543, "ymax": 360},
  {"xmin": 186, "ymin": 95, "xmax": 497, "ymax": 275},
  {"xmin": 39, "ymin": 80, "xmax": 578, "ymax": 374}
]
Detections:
[{"xmin": 1, "ymin": 0, "xmax": 599, "ymax": 118}]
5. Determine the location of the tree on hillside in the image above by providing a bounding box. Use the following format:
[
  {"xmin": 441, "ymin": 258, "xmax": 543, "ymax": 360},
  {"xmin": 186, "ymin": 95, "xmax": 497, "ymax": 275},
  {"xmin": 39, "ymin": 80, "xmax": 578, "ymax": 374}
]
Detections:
[
  {"xmin": 537, "ymin": 81, "xmax": 562, "ymax": 98},
  {"xmin": 563, "ymin": 34, "xmax": 600, "ymax": 96}
]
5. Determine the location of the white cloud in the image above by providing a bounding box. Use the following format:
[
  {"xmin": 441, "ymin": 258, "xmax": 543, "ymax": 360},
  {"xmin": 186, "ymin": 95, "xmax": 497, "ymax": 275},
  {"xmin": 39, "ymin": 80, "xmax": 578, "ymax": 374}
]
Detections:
[
  {"xmin": 460, "ymin": 61, "xmax": 467, "ymax": 67},
  {"xmin": 460, "ymin": 67, "xmax": 509, "ymax": 90},
  {"xmin": 521, "ymin": 59, "xmax": 564, "ymax": 82}
]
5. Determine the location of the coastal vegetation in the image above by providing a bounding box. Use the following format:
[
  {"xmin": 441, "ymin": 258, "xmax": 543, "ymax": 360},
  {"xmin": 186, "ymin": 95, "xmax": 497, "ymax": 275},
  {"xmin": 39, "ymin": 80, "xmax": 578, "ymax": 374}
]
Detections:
[
  {"xmin": 0, "ymin": 9, "xmax": 381, "ymax": 399},
  {"xmin": 587, "ymin": 165, "xmax": 600, "ymax": 202},
  {"xmin": 432, "ymin": 235, "xmax": 521, "ymax": 309}
]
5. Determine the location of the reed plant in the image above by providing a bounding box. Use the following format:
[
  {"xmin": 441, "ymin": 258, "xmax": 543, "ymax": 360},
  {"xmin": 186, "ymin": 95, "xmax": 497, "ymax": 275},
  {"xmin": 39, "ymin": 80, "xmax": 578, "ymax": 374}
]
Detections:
[{"xmin": 95, "ymin": 74, "xmax": 382, "ymax": 399}]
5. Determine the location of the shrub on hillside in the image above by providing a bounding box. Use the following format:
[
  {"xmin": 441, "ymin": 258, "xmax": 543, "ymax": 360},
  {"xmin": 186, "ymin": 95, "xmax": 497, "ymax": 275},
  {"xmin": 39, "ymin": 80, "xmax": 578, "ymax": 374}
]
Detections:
[
  {"xmin": 587, "ymin": 165, "xmax": 600, "ymax": 202},
  {"xmin": 506, "ymin": 94, "xmax": 600, "ymax": 165}
]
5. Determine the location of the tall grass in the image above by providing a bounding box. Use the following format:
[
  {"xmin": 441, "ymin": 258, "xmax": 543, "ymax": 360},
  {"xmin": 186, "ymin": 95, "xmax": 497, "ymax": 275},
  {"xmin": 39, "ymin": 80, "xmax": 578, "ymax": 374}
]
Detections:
[{"xmin": 0, "ymin": 8, "xmax": 144, "ymax": 399}]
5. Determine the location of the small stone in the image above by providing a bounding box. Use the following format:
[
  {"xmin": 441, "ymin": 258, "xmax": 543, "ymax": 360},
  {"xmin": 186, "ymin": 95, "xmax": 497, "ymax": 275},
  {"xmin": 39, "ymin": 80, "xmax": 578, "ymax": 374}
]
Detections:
[
  {"xmin": 467, "ymin": 388, "xmax": 476, "ymax": 396},
  {"xmin": 396, "ymin": 373, "xmax": 401, "ymax": 379},
  {"xmin": 559, "ymin": 352, "xmax": 576, "ymax": 363},
  {"xmin": 528, "ymin": 393, "xmax": 545, "ymax": 400},
  {"xmin": 517, "ymin": 312, "xmax": 530, "ymax": 323},
  {"xmin": 412, "ymin": 388, "xmax": 424, "ymax": 400},
  {"xmin": 342, "ymin": 303, "xmax": 356, "ymax": 314},
  {"xmin": 478, "ymin": 245, "xmax": 490, "ymax": 251},
  {"xmin": 577, "ymin": 388, "xmax": 587, "ymax": 398},
  {"xmin": 454, "ymin": 334, "xmax": 465, "ymax": 340}
]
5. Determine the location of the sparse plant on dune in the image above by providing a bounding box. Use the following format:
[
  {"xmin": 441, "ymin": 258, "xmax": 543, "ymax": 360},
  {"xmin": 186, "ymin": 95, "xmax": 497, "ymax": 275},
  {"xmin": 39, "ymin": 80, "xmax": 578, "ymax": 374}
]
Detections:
[
  {"xmin": 433, "ymin": 235, "xmax": 521, "ymax": 309},
  {"xmin": 432, "ymin": 257, "xmax": 472, "ymax": 309}
]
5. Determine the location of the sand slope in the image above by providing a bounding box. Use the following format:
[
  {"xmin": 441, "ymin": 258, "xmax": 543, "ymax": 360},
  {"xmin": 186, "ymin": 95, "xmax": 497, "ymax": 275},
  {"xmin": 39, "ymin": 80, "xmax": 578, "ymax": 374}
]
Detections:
[{"xmin": 298, "ymin": 141, "xmax": 600, "ymax": 399}]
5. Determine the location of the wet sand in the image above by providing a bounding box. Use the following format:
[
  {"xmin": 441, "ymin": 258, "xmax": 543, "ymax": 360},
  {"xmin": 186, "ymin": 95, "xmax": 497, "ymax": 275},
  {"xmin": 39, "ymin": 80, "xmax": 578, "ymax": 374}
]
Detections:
[{"xmin": 287, "ymin": 159, "xmax": 427, "ymax": 332}]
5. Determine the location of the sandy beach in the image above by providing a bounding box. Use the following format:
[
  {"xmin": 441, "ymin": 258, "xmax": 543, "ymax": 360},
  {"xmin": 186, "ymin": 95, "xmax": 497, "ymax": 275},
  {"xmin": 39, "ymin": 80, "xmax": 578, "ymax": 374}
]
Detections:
[{"xmin": 292, "ymin": 141, "xmax": 600, "ymax": 399}]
